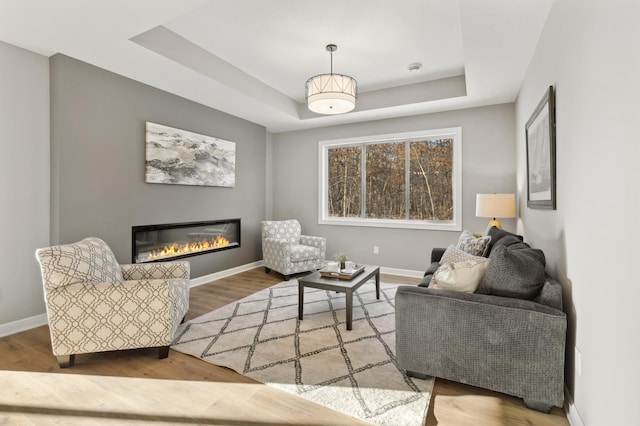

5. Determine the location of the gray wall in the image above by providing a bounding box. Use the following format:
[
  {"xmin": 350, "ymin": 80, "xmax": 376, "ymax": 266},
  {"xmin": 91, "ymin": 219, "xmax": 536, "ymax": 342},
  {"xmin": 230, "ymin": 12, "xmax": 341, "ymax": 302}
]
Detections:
[
  {"xmin": 0, "ymin": 41, "xmax": 49, "ymax": 324},
  {"xmin": 271, "ymin": 104, "xmax": 516, "ymax": 272},
  {"xmin": 50, "ymin": 55, "xmax": 267, "ymax": 278},
  {"xmin": 515, "ymin": 1, "xmax": 639, "ymax": 424}
]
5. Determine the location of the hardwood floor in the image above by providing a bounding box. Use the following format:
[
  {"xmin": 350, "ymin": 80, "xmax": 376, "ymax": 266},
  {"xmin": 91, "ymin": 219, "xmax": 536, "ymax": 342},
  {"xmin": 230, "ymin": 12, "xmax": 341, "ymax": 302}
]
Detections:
[{"xmin": 0, "ymin": 268, "xmax": 569, "ymax": 425}]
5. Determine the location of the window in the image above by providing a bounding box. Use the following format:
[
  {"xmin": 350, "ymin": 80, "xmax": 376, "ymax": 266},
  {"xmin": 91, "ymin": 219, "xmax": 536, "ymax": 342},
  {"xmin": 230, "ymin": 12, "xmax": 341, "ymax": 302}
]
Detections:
[{"xmin": 319, "ymin": 127, "xmax": 461, "ymax": 230}]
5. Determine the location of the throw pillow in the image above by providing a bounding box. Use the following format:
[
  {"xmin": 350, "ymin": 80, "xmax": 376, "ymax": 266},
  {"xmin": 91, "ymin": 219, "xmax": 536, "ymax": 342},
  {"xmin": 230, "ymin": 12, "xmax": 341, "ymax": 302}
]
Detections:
[
  {"xmin": 457, "ymin": 229, "xmax": 491, "ymax": 257},
  {"xmin": 492, "ymin": 234, "xmax": 526, "ymax": 251},
  {"xmin": 477, "ymin": 244, "xmax": 546, "ymax": 300},
  {"xmin": 440, "ymin": 244, "xmax": 487, "ymax": 264},
  {"xmin": 429, "ymin": 258, "xmax": 490, "ymax": 293},
  {"xmin": 486, "ymin": 227, "xmax": 524, "ymax": 255}
]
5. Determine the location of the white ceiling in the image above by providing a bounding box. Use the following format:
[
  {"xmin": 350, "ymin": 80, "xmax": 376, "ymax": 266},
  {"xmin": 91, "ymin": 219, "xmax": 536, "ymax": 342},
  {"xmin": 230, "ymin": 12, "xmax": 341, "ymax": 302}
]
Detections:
[{"xmin": 0, "ymin": 0, "xmax": 553, "ymax": 133}]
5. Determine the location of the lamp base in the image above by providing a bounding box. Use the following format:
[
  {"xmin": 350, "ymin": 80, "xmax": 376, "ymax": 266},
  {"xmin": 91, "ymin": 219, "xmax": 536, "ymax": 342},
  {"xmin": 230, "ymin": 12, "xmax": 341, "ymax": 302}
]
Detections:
[{"xmin": 485, "ymin": 218, "xmax": 502, "ymax": 235}]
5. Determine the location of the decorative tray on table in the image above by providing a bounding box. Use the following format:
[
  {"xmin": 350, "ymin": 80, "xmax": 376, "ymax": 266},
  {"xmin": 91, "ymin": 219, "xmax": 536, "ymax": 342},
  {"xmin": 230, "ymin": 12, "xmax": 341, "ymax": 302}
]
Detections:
[{"xmin": 319, "ymin": 265, "xmax": 365, "ymax": 280}]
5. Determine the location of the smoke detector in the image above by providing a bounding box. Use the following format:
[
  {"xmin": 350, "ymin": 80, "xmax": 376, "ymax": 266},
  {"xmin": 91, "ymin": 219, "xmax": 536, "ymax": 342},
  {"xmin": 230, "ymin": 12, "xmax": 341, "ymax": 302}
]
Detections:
[{"xmin": 408, "ymin": 63, "xmax": 422, "ymax": 73}]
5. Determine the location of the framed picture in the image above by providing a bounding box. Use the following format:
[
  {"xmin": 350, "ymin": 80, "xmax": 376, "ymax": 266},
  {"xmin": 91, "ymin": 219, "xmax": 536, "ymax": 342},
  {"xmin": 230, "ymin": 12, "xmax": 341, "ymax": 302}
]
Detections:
[
  {"xmin": 526, "ymin": 86, "xmax": 556, "ymax": 209},
  {"xmin": 145, "ymin": 122, "xmax": 235, "ymax": 187}
]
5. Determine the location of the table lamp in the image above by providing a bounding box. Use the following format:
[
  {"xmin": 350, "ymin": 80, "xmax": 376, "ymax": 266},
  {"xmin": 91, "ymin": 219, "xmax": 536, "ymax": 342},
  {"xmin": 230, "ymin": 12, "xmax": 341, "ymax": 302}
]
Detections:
[{"xmin": 476, "ymin": 193, "xmax": 516, "ymax": 234}]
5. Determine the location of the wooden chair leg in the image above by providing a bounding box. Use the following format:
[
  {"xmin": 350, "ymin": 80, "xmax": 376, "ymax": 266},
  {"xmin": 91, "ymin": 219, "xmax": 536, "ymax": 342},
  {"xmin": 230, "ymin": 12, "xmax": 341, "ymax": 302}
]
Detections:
[
  {"xmin": 56, "ymin": 354, "xmax": 75, "ymax": 368},
  {"xmin": 158, "ymin": 346, "xmax": 170, "ymax": 359}
]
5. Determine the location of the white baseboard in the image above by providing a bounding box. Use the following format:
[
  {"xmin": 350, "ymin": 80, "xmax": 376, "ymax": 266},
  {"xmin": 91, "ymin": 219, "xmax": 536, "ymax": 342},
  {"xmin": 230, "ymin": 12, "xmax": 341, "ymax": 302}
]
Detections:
[
  {"xmin": 0, "ymin": 313, "xmax": 48, "ymax": 338},
  {"xmin": 380, "ymin": 266, "xmax": 423, "ymax": 279},
  {"xmin": 564, "ymin": 385, "xmax": 585, "ymax": 426},
  {"xmin": 189, "ymin": 260, "xmax": 264, "ymax": 287}
]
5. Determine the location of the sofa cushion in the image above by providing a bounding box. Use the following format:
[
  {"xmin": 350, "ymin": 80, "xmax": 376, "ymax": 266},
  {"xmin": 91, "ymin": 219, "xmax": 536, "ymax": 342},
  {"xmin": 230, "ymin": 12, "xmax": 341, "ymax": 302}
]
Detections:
[
  {"xmin": 477, "ymin": 244, "xmax": 546, "ymax": 300},
  {"xmin": 487, "ymin": 227, "xmax": 524, "ymax": 255},
  {"xmin": 429, "ymin": 258, "xmax": 490, "ymax": 293},
  {"xmin": 419, "ymin": 262, "xmax": 440, "ymax": 287},
  {"xmin": 457, "ymin": 229, "xmax": 491, "ymax": 256},
  {"xmin": 423, "ymin": 262, "xmax": 440, "ymax": 277}
]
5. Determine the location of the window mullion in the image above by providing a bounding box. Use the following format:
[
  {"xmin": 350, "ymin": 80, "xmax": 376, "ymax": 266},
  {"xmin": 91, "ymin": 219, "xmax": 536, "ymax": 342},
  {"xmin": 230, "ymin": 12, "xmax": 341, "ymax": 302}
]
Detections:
[
  {"xmin": 405, "ymin": 141, "xmax": 410, "ymax": 220},
  {"xmin": 361, "ymin": 143, "xmax": 367, "ymax": 219}
]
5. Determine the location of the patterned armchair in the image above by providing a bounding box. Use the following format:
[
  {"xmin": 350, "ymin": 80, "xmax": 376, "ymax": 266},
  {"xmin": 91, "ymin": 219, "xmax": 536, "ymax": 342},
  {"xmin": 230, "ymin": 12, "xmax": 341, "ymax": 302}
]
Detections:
[
  {"xmin": 35, "ymin": 237, "xmax": 190, "ymax": 367},
  {"xmin": 261, "ymin": 219, "xmax": 326, "ymax": 280}
]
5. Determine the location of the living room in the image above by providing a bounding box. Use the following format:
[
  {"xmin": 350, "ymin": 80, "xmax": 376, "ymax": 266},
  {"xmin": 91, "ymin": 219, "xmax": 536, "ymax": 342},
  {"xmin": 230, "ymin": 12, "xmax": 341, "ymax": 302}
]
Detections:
[{"xmin": 1, "ymin": 1, "xmax": 637, "ymax": 425}]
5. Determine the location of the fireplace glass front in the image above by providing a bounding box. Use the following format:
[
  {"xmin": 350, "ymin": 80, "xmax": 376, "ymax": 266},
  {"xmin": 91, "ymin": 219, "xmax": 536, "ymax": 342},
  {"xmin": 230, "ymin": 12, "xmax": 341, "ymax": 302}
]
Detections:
[{"xmin": 132, "ymin": 219, "xmax": 240, "ymax": 263}]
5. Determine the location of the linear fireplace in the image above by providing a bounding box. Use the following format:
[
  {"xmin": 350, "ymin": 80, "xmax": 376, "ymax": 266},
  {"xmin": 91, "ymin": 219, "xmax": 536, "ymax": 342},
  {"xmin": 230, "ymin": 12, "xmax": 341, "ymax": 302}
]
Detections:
[{"xmin": 132, "ymin": 219, "xmax": 240, "ymax": 263}]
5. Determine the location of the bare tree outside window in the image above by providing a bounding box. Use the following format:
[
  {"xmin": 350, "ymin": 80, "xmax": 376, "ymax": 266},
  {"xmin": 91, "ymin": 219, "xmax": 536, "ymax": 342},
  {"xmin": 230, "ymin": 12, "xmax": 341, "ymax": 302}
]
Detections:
[
  {"xmin": 365, "ymin": 142, "xmax": 405, "ymax": 219},
  {"xmin": 409, "ymin": 139, "xmax": 453, "ymax": 220},
  {"xmin": 328, "ymin": 146, "xmax": 361, "ymax": 217}
]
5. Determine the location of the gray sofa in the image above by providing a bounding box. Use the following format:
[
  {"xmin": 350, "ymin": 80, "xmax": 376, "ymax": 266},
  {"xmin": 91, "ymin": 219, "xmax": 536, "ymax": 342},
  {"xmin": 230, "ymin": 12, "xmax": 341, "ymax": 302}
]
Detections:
[{"xmin": 395, "ymin": 228, "xmax": 566, "ymax": 412}]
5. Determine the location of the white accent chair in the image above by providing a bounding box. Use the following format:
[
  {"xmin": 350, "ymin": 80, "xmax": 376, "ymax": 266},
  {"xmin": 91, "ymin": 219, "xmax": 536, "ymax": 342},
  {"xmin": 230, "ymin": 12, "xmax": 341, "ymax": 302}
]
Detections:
[
  {"xmin": 35, "ymin": 237, "xmax": 190, "ymax": 368},
  {"xmin": 261, "ymin": 219, "xmax": 326, "ymax": 280}
]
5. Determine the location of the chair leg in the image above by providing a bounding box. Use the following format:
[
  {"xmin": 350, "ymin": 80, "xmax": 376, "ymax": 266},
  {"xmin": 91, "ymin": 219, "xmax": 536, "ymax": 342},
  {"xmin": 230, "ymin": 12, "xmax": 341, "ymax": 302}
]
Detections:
[
  {"xmin": 158, "ymin": 346, "xmax": 170, "ymax": 359},
  {"xmin": 406, "ymin": 370, "xmax": 428, "ymax": 380},
  {"xmin": 523, "ymin": 399, "xmax": 552, "ymax": 413},
  {"xmin": 56, "ymin": 354, "xmax": 75, "ymax": 368}
]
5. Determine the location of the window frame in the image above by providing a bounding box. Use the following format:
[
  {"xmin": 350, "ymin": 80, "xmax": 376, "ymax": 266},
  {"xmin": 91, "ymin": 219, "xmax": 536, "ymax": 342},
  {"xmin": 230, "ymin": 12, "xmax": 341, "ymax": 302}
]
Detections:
[{"xmin": 318, "ymin": 127, "xmax": 462, "ymax": 231}]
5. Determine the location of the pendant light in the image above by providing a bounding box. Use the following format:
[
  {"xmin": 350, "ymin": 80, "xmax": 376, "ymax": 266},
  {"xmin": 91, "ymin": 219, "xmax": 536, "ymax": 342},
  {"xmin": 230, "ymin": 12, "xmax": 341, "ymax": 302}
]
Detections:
[{"xmin": 306, "ymin": 44, "xmax": 357, "ymax": 115}]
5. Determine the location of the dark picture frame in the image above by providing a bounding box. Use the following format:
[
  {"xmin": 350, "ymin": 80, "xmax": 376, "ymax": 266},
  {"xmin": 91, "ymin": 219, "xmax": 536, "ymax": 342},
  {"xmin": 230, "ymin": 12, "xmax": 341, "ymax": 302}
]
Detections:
[{"xmin": 526, "ymin": 86, "xmax": 556, "ymax": 209}]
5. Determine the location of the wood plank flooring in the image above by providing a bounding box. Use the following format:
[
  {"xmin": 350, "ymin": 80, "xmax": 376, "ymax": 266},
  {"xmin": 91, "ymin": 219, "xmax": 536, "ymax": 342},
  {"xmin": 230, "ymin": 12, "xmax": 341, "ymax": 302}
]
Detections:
[{"xmin": 0, "ymin": 268, "xmax": 569, "ymax": 425}]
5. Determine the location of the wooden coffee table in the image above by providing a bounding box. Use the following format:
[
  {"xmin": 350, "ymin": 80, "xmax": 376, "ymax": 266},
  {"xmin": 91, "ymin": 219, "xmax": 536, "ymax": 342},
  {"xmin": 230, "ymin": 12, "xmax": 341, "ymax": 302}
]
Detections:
[{"xmin": 298, "ymin": 265, "xmax": 380, "ymax": 330}]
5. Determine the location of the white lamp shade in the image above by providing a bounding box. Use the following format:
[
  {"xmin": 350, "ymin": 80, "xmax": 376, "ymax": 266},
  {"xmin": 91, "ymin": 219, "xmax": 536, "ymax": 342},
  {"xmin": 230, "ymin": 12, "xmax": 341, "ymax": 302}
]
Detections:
[
  {"xmin": 306, "ymin": 73, "xmax": 357, "ymax": 115},
  {"xmin": 475, "ymin": 193, "xmax": 516, "ymax": 218}
]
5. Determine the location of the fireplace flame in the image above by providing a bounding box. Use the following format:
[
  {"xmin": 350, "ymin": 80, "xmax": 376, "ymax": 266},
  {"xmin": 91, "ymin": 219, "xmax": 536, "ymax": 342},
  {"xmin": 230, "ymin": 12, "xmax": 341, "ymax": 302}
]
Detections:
[{"xmin": 148, "ymin": 235, "xmax": 231, "ymax": 260}]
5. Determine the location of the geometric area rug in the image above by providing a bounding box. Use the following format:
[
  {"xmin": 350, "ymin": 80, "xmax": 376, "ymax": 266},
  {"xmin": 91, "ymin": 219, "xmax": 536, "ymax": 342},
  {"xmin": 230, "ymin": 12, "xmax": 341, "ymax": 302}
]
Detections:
[{"xmin": 171, "ymin": 280, "xmax": 434, "ymax": 425}]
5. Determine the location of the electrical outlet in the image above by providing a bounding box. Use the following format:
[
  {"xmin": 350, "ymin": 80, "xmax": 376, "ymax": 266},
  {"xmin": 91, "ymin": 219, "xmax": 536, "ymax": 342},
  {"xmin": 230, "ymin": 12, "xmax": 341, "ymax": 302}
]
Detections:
[
  {"xmin": 373, "ymin": 246, "xmax": 379, "ymax": 255},
  {"xmin": 576, "ymin": 347, "xmax": 582, "ymax": 376}
]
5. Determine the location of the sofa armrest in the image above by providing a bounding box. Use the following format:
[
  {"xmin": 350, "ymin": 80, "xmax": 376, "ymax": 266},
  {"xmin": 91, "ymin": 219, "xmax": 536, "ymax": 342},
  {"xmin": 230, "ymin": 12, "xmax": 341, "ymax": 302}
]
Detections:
[
  {"xmin": 431, "ymin": 247, "xmax": 446, "ymax": 263},
  {"xmin": 395, "ymin": 285, "xmax": 566, "ymax": 407},
  {"xmin": 300, "ymin": 235, "xmax": 326, "ymax": 251},
  {"xmin": 120, "ymin": 261, "xmax": 190, "ymax": 280},
  {"xmin": 534, "ymin": 275, "xmax": 563, "ymax": 311}
]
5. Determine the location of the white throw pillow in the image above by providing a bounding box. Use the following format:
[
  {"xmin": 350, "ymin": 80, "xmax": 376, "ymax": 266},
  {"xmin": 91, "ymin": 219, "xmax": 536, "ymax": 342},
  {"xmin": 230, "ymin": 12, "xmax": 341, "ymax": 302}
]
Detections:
[
  {"xmin": 440, "ymin": 244, "xmax": 486, "ymax": 264},
  {"xmin": 429, "ymin": 258, "xmax": 490, "ymax": 293},
  {"xmin": 456, "ymin": 229, "xmax": 491, "ymax": 256}
]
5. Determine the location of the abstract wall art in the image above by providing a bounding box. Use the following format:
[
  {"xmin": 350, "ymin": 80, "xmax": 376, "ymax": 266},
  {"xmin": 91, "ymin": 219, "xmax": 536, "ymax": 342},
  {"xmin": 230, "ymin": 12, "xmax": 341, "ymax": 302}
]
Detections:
[{"xmin": 145, "ymin": 122, "xmax": 235, "ymax": 187}]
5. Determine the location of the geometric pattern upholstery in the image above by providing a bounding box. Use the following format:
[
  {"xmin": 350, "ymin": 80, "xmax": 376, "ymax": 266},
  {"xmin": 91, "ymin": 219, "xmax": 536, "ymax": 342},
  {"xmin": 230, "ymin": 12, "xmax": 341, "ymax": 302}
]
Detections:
[
  {"xmin": 261, "ymin": 219, "xmax": 326, "ymax": 279},
  {"xmin": 36, "ymin": 237, "xmax": 190, "ymax": 359},
  {"xmin": 37, "ymin": 236, "xmax": 124, "ymax": 290}
]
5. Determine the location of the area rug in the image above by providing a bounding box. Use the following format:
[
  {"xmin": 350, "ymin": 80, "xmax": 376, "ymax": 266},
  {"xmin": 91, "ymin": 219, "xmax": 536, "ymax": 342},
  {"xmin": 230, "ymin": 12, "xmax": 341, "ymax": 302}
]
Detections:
[{"xmin": 171, "ymin": 280, "xmax": 434, "ymax": 425}]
